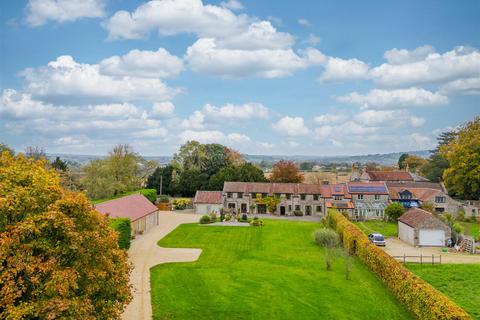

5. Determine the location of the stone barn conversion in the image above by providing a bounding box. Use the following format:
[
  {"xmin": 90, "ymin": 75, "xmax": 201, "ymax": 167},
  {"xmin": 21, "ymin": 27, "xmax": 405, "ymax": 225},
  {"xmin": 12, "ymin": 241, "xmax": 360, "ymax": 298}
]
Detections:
[
  {"xmin": 398, "ymin": 208, "xmax": 451, "ymax": 247},
  {"xmin": 95, "ymin": 194, "xmax": 159, "ymax": 235},
  {"xmin": 193, "ymin": 191, "xmax": 223, "ymax": 215}
]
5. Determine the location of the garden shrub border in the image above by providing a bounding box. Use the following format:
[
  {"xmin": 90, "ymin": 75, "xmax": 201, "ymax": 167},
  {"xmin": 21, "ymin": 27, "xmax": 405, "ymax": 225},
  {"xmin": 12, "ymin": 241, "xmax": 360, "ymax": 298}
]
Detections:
[
  {"xmin": 109, "ymin": 217, "xmax": 132, "ymax": 249},
  {"xmin": 329, "ymin": 210, "xmax": 471, "ymax": 320}
]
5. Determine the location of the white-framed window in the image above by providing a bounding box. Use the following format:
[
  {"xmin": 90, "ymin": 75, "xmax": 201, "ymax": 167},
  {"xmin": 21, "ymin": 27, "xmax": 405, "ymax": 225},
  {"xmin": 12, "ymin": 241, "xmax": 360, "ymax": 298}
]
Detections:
[
  {"xmin": 334, "ymin": 195, "xmax": 342, "ymax": 200},
  {"xmin": 358, "ymin": 194, "xmax": 364, "ymax": 200},
  {"xmin": 435, "ymin": 196, "xmax": 446, "ymax": 203},
  {"xmin": 374, "ymin": 195, "xmax": 380, "ymax": 200}
]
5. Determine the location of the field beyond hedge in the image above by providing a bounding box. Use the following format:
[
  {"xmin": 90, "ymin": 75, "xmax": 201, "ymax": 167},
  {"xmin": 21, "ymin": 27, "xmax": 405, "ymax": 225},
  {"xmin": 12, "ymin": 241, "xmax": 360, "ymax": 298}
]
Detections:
[
  {"xmin": 408, "ymin": 264, "xmax": 480, "ymax": 319},
  {"xmin": 150, "ymin": 220, "xmax": 412, "ymax": 320}
]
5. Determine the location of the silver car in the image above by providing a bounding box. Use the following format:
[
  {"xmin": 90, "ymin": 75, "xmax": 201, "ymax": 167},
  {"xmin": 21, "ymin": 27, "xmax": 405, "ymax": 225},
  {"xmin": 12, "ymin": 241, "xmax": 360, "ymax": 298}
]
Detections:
[{"xmin": 368, "ymin": 233, "xmax": 386, "ymax": 246}]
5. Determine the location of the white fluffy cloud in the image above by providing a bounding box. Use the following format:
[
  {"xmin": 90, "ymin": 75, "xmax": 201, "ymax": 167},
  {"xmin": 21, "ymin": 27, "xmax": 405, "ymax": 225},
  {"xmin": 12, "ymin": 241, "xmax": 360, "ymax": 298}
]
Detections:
[
  {"xmin": 298, "ymin": 18, "xmax": 311, "ymax": 27},
  {"xmin": 272, "ymin": 116, "xmax": 309, "ymax": 136},
  {"xmin": 104, "ymin": 0, "xmax": 250, "ymax": 40},
  {"xmin": 383, "ymin": 45, "xmax": 436, "ymax": 65},
  {"xmin": 25, "ymin": 0, "xmax": 106, "ymax": 26},
  {"xmin": 440, "ymin": 77, "xmax": 480, "ymax": 95},
  {"xmin": 337, "ymin": 87, "xmax": 448, "ymax": 109},
  {"xmin": 186, "ymin": 38, "xmax": 326, "ymax": 78},
  {"xmin": 371, "ymin": 46, "xmax": 480, "ymax": 87},
  {"xmin": 179, "ymin": 130, "xmax": 250, "ymax": 144},
  {"xmin": 99, "ymin": 48, "xmax": 184, "ymax": 78},
  {"xmin": 152, "ymin": 102, "xmax": 175, "ymax": 117},
  {"xmin": 220, "ymin": 0, "xmax": 244, "ymax": 10},
  {"xmin": 355, "ymin": 109, "xmax": 425, "ymax": 127},
  {"xmin": 20, "ymin": 55, "xmax": 180, "ymax": 103},
  {"xmin": 201, "ymin": 102, "xmax": 269, "ymax": 120},
  {"xmin": 319, "ymin": 57, "xmax": 369, "ymax": 82}
]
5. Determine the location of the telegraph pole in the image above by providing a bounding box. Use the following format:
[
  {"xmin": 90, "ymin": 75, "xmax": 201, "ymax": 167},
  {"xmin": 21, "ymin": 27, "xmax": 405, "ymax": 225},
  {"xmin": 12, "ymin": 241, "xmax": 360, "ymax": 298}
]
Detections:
[{"xmin": 159, "ymin": 175, "xmax": 163, "ymax": 195}]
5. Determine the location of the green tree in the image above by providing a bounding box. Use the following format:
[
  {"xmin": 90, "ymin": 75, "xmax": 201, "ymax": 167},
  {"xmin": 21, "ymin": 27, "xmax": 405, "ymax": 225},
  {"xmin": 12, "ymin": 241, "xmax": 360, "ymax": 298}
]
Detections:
[
  {"xmin": 173, "ymin": 169, "xmax": 209, "ymax": 197},
  {"xmin": 147, "ymin": 165, "xmax": 175, "ymax": 195},
  {"xmin": 82, "ymin": 144, "xmax": 147, "ymax": 199},
  {"xmin": 172, "ymin": 141, "xmax": 207, "ymax": 171},
  {"xmin": 384, "ymin": 202, "xmax": 405, "ymax": 221},
  {"xmin": 420, "ymin": 130, "xmax": 457, "ymax": 182},
  {"xmin": 0, "ymin": 152, "xmax": 131, "ymax": 319},
  {"xmin": 208, "ymin": 163, "xmax": 267, "ymax": 190},
  {"xmin": 441, "ymin": 117, "xmax": 480, "ymax": 199},
  {"xmin": 51, "ymin": 156, "xmax": 68, "ymax": 171},
  {"xmin": 403, "ymin": 155, "xmax": 427, "ymax": 171},
  {"xmin": 0, "ymin": 143, "xmax": 14, "ymax": 155},
  {"xmin": 398, "ymin": 153, "xmax": 409, "ymax": 169}
]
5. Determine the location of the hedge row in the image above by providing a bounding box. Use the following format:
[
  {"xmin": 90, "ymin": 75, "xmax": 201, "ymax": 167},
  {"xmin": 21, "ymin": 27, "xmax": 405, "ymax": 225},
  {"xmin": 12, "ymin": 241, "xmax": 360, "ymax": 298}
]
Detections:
[
  {"xmin": 329, "ymin": 211, "xmax": 471, "ymax": 320},
  {"xmin": 138, "ymin": 189, "xmax": 157, "ymax": 203},
  {"xmin": 109, "ymin": 218, "xmax": 132, "ymax": 250}
]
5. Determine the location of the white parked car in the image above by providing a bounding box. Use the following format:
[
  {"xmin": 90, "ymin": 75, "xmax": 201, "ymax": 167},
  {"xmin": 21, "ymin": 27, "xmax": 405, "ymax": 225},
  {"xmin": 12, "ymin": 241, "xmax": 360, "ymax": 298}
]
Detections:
[{"xmin": 368, "ymin": 233, "xmax": 386, "ymax": 246}]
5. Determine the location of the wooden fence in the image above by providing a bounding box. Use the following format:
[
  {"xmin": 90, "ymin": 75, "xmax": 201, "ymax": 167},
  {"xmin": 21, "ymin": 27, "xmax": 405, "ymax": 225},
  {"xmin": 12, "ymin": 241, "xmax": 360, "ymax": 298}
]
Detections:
[{"xmin": 392, "ymin": 254, "xmax": 442, "ymax": 265}]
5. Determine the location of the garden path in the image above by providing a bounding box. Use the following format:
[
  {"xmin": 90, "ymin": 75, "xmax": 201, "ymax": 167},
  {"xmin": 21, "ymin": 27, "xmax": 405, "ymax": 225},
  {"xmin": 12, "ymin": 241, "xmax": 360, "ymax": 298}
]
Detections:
[{"xmin": 122, "ymin": 212, "xmax": 201, "ymax": 320}]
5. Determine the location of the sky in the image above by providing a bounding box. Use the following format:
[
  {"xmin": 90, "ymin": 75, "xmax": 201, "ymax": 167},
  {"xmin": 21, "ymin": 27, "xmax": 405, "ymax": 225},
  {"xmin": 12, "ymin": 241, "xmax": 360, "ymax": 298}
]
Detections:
[{"xmin": 0, "ymin": 0, "xmax": 479, "ymax": 156}]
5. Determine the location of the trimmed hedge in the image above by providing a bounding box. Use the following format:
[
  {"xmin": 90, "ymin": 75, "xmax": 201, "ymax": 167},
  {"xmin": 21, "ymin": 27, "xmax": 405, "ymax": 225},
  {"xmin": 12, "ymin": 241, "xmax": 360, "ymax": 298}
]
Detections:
[
  {"xmin": 329, "ymin": 211, "xmax": 471, "ymax": 320},
  {"xmin": 109, "ymin": 218, "xmax": 132, "ymax": 249},
  {"xmin": 139, "ymin": 188, "xmax": 157, "ymax": 203}
]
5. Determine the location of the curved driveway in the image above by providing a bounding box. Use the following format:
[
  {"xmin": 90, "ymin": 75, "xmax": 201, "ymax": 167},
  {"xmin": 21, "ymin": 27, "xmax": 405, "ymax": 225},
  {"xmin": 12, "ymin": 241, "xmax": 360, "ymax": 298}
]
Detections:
[{"xmin": 121, "ymin": 212, "xmax": 201, "ymax": 320}]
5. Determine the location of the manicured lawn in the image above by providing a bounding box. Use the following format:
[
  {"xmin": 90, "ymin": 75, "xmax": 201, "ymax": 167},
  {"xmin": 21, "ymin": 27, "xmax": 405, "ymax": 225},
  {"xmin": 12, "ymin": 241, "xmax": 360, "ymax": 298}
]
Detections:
[
  {"xmin": 461, "ymin": 222, "xmax": 480, "ymax": 239},
  {"xmin": 353, "ymin": 220, "xmax": 398, "ymax": 237},
  {"xmin": 151, "ymin": 220, "xmax": 412, "ymax": 320},
  {"xmin": 408, "ymin": 264, "xmax": 480, "ymax": 319}
]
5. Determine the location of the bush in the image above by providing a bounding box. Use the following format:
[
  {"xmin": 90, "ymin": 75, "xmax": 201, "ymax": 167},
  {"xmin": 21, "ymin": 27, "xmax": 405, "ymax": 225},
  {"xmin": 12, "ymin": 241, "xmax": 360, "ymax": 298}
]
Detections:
[
  {"xmin": 384, "ymin": 202, "xmax": 405, "ymax": 222},
  {"xmin": 158, "ymin": 195, "xmax": 169, "ymax": 203},
  {"xmin": 139, "ymin": 188, "xmax": 157, "ymax": 203},
  {"xmin": 209, "ymin": 211, "xmax": 217, "ymax": 222},
  {"xmin": 314, "ymin": 228, "xmax": 339, "ymax": 248},
  {"xmin": 293, "ymin": 210, "xmax": 303, "ymax": 216},
  {"xmin": 109, "ymin": 218, "xmax": 132, "ymax": 249},
  {"xmin": 241, "ymin": 214, "xmax": 248, "ymax": 222},
  {"xmin": 199, "ymin": 215, "xmax": 211, "ymax": 224},
  {"xmin": 453, "ymin": 222, "xmax": 464, "ymax": 235},
  {"xmin": 172, "ymin": 198, "xmax": 191, "ymax": 210},
  {"xmin": 250, "ymin": 217, "xmax": 263, "ymax": 227},
  {"xmin": 328, "ymin": 211, "xmax": 470, "ymax": 320},
  {"xmin": 457, "ymin": 210, "xmax": 465, "ymax": 222}
]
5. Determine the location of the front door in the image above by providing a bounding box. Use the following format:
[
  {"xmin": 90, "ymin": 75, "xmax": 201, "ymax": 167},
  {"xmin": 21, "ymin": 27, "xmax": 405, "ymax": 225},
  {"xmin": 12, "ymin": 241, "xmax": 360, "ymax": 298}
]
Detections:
[
  {"xmin": 305, "ymin": 205, "xmax": 312, "ymax": 216},
  {"xmin": 257, "ymin": 204, "xmax": 267, "ymax": 214},
  {"xmin": 280, "ymin": 206, "xmax": 286, "ymax": 215},
  {"xmin": 241, "ymin": 203, "xmax": 247, "ymax": 213}
]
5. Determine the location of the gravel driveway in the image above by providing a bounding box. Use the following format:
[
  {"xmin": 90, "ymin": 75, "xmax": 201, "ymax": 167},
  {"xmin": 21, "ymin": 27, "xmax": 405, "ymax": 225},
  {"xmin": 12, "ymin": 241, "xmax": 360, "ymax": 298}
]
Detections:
[
  {"xmin": 121, "ymin": 212, "xmax": 201, "ymax": 320},
  {"xmin": 383, "ymin": 238, "xmax": 480, "ymax": 264}
]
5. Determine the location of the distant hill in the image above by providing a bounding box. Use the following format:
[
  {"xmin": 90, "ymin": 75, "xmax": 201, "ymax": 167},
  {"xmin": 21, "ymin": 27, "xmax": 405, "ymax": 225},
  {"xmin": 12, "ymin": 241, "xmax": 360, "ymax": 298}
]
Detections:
[
  {"xmin": 47, "ymin": 150, "xmax": 430, "ymax": 167},
  {"xmin": 244, "ymin": 150, "xmax": 430, "ymax": 166}
]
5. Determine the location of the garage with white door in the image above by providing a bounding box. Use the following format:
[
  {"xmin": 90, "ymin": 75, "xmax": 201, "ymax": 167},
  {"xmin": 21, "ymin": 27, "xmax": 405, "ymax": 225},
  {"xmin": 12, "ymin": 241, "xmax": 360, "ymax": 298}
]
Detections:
[{"xmin": 398, "ymin": 208, "xmax": 451, "ymax": 247}]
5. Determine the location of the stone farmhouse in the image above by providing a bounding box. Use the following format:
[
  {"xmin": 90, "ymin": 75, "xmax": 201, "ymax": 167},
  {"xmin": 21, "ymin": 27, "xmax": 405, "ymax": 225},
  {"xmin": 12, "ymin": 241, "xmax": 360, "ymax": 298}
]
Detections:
[
  {"xmin": 347, "ymin": 182, "xmax": 389, "ymax": 220},
  {"xmin": 351, "ymin": 169, "xmax": 429, "ymax": 183}
]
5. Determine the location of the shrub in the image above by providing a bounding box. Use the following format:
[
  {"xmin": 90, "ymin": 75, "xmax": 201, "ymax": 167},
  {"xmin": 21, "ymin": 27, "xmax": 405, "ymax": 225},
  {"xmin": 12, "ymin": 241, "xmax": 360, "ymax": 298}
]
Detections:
[
  {"xmin": 139, "ymin": 188, "xmax": 157, "ymax": 203},
  {"xmin": 250, "ymin": 217, "xmax": 263, "ymax": 227},
  {"xmin": 199, "ymin": 215, "xmax": 211, "ymax": 224},
  {"xmin": 241, "ymin": 214, "xmax": 248, "ymax": 222},
  {"xmin": 314, "ymin": 228, "xmax": 340, "ymax": 248},
  {"xmin": 293, "ymin": 210, "xmax": 303, "ymax": 216},
  {"xmin": 457, "ymin": 210, "xmax": 465, "ymax": 222},
  {"xmin": 384, "ymin": 202, "xmax": 405, "ymax": 221},
  {"xmin": 172, "ymin": 198, "xmax": 191, "ymax": 210},
  {"xmin": 220, "ymin": 209, "xmax": 225, "ymax": 222},
  {"xmin": 109, "ymin": 218, "xmax": 132, "ymax": 249},
  {"xmin": 209, "ymin": 211, "xmax": 217, "ymax": 222},
  {"xmin": 158, "ymin": 195, "xmax": 169, "ymax": 203},
  {"xmin": 224, "ymin": 213, "xmax": 232, "ymax": 221},
  {"xmin": 328, "ymin": 211, "xmax": 470, "ymax": 320}
]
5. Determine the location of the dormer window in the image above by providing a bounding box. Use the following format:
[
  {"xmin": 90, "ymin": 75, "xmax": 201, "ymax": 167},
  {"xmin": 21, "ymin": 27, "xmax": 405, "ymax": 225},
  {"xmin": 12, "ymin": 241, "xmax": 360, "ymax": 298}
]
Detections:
[
  {"xmin": 357, "ymin": 194, "xmax": 364, "ymax": 200},
  {"xmin": 399, "ymin": 190, "xmax": 412, "ymax": 200}
]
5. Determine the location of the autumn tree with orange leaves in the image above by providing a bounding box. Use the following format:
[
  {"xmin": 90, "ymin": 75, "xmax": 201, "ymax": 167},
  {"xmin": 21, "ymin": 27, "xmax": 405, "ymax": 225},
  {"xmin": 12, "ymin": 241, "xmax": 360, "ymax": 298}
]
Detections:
[
  {"xmin": 269, "ymin": 160, "xmax": 304, "ymax": 183},
  {"xmin": 0, "ymin": 152, "xmax": 131, "ymax": 319}
]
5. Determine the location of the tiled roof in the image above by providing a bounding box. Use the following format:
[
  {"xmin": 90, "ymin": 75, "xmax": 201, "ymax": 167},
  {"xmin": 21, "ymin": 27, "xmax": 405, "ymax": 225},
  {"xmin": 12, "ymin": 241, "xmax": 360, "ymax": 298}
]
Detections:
[
  {"xmin": 95, "ymin": 194, "xmax": 158, "ymax": 222},
  {"xmin": 388, "ymin": 186, "xmax": 442, "ymax": 202},
  {"xmin": 398, "ymin": 208, "xmax": 441, "ymax": 228},
  {"xmin": 223, "ymin": 181, "xmax": 325, "ymax": 195},
  {"xmin": 346, "ymin": 182, "xmax": 389, "ymax": 194},
  {"xmin": 194, "ymin": 191, "xmax": 223, "ymax": 204},
  {"xmin": 367, "ymin": 171, "xmax": 414, "ymax": 181},
  {"xmin": 326, "ymin": 201, "xmax": 355, "ymax": 209},
  {"xmin": 386, "ymin": 182, "xmax": 445, "ymax": 192}
]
